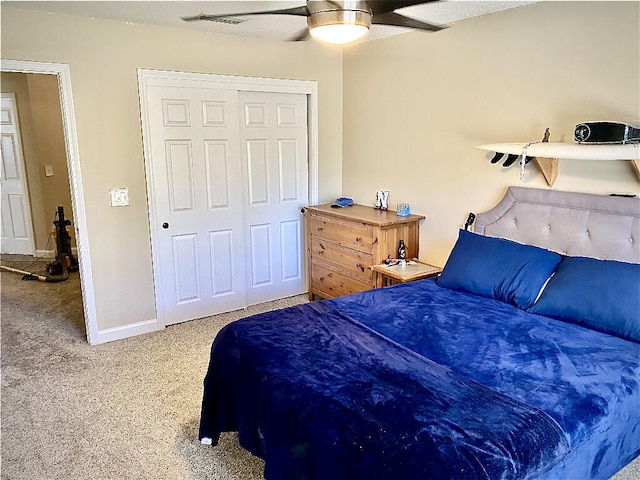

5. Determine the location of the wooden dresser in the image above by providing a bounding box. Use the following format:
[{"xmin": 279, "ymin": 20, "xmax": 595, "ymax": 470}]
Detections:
[{"xmin": 304, "ymin": 204, "xmax": 424, "ymax": 300}]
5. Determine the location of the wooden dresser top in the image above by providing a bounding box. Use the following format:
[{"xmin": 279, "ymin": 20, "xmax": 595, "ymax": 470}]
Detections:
[{"xmin": 305, "ymin": 204, "xmax": 425, "ymax": 227}]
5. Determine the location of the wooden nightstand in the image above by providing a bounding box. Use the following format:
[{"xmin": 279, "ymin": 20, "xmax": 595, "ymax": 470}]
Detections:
[{"xmin": 370, "ymin": 261, "xmax": 442, "ymax": 288}]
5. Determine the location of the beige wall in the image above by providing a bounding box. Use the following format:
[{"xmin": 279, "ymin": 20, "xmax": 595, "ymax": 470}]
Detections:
[
  {"xmin": 2, "ymin": 7, "xmax": 344, "ymax": 332},
  {"xmin": 343, "ymin": 1, "xmax": 640, "ymax": 267}
]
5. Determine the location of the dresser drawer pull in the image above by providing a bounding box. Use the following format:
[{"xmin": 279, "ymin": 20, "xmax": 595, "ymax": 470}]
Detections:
[
  {"xmin": 356, "ymin": 263, "xmax": 365, "ymax": 272},
  {"xmin": 355, "ymin": 237, "xmax": 361, "ymax": 242},
  {"xmin": 317, "ymin": 226, "xmax": 323, "ymax": 231}
]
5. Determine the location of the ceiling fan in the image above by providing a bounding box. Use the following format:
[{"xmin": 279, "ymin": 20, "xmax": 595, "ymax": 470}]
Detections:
[{"xmin": 182, "ymin": 1, "xmax": 444, "ymax": 45}]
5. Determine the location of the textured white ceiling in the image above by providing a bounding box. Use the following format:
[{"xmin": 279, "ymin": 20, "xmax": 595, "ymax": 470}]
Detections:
[{"xmin": 3, "ymin": 1, "xmax": 538, "ymax": 43}]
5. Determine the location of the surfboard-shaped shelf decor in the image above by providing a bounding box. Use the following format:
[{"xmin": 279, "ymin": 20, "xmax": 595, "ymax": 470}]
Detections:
[{"xmin": 478, "ymin": 142, "xmax": 640, "ymax": 186}]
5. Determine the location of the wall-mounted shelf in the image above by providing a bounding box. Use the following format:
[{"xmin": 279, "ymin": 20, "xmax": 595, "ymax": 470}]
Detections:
[{"xmin": 478, "ymin": 142, "xmax": 640, "ymax": 186}]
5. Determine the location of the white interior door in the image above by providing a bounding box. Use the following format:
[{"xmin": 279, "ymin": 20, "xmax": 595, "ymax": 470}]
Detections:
[
  {"xmin": 239, "ymin": 91, "xmax": 308, "ymax": 305},
  {"xmin": 1, "ymin": 93, "xmax": 35, "ymax": 255},
  {"xmin": 145, "ymin": 85, "xmax": 247, "ymax": 325}
]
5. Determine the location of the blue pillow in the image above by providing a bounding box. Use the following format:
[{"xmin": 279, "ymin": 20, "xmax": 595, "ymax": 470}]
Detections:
[
  {"xmin": 528, "ymin": 256, "xmax": 640, "ymax": 342},
  {"xmin": 437, "ymin": 229, "xmax": 562, "ymax": 309}
]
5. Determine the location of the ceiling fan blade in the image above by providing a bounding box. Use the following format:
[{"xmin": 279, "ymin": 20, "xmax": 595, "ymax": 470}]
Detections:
[
  {"xmin": 368, "ymin": 0, "xmax": 439, "ymax": 16},
  {"xmin": 289, "ymin": 27, "xmax": 311, "ymax": 42},
  {"xmin": 181, "ymin": 6, "xmax": 309, "ymax": 23},
  {"xmin": 324, "ymin": 0, "xmax": 345, "ymax": 9},
  {"xmin": 372, "ymin": 11, "xmax": 443, "ymax": 31}
]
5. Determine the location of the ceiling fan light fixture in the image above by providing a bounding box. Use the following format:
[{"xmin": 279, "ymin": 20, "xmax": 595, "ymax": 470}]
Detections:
[{"xmin": 308, "ymin": 9, "xmax": 371, "ymax": 45}]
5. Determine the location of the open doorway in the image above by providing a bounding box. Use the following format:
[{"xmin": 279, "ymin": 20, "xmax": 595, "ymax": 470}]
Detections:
[
  {"xmin": 1, "ymin": 60, "xmax": 97, "ymax": 344},
  {"xmin": 1, "ymin": 71, "xmax": 84, "ymax": 338}
]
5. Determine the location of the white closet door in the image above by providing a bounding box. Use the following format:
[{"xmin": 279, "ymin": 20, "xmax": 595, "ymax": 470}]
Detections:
[
  {"xmin": 145, "ymin": 86, "xmax": 247, "ymax": 325},
  {"xmin": 1, "ymin": 93, "xmax": 35, "ymax": 255},
  {"xmin": 239, "ymin": 91, "xmax": 308, "ymax": 305}
]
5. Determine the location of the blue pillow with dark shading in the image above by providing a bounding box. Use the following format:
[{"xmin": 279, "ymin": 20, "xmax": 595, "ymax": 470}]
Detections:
[
  {"xmin": 437, "ymin": 229, "xmax": 562, "ymax": 309},
  {"xmin": 528, "ymin": 256, "xmax": 640, "ymax": 342}
]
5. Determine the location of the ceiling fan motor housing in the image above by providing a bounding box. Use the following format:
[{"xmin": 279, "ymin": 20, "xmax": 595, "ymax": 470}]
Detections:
[{"xmin": 307, "ymin": 0, "xmax": 372, "ymax": 30}]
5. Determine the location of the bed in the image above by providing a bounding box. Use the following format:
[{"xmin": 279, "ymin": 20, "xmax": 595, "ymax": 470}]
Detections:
[{"xmin": 199, "ymin": 186, "xmax": 640, "ymax": 480}]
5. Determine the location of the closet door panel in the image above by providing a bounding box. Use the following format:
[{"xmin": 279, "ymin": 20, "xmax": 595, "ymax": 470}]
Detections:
[
  {"xmin": 240, "ymin": 91, "xmax": 308, "ymax": 305},
  {"xmin": 144, "ymin": 86, "xmax": 247, "ymax": 325}
]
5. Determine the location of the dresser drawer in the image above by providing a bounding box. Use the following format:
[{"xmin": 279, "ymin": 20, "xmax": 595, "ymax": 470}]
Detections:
[
  {"xmin": 311, "ymin": 263, "xmax": 373, "ymax": 299},
  {"xmin": 310, "ymin": 238, "xmax": 373, "ymax": 283},
  {"xmin": 308, "ymin": 215, "xmax": 373, "ymax": 253}
]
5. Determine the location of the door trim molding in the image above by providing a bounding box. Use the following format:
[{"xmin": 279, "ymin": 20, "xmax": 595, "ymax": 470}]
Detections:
[
  {"xmin": 1, "ymin": 59, "xmax": 99, "ymax": 344},
  {"xmin": 138, "ymin": 69, "xmax": 319, "ymax": 329}
]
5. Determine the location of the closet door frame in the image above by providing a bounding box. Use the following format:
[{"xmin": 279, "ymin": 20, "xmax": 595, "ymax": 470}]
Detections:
[{"xmin": 137, "ymin": 69, "xmax": 318, "ymax": 328}]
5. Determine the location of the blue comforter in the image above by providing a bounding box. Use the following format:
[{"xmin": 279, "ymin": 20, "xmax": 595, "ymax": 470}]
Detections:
[{"xmin": 199, "ymin": 280, "xmax": 640, "ymax": 479}]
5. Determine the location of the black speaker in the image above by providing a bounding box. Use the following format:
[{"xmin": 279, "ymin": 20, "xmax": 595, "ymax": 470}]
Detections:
[{"xmin": 574, "ymin": 122, "xmax": 640, "ymax": 144}]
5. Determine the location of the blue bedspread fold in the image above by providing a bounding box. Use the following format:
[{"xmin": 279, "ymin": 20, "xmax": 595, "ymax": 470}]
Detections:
[{"xmin": 199, "ymin": 300, "xmax": 572, "ymax": 480}]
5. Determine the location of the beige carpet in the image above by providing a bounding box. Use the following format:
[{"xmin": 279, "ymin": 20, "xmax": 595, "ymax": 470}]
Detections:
[
  {"xmin": 1, "ymin": 254, "xmax": 306, "ymax": 479},
  {"xmin": 1, "ymin": 254, "xmax": 638, "ymax": 479}
]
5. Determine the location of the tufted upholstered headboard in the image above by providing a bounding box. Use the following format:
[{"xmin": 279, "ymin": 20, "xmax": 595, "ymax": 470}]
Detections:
[{"xmin": 474, "ymin": 187, "xmax": 640, "ymax": 264}]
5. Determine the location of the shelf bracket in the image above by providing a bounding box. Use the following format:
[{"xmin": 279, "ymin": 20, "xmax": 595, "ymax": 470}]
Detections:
[
  {"xmin": 534, "ymin": 157, "xmax": 559, "ymax": 186},
  {"xmin": 631, "ymin": 159, "xmax": 640, "ymax": 182}
]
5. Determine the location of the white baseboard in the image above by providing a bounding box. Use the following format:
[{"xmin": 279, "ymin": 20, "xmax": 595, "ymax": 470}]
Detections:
[
  {"xmin": 91, "ymin": 318, "xmax": 161, "ymax": 345},
  {"xmin": 35, "ymin": 247, "xmax": 79, "ymax": 259}
]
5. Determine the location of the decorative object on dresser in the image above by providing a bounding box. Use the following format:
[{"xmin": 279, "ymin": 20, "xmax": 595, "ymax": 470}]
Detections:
[
  {"xmin": 303, "ymin": 204, "xmax": 424, "ymax": 300},
  {"xmin": 374, "ymin": 189, "xmax": 390, "ymax": 210},
  {"xmin": 396, "ymin": 203, "xmax": 411, "ymax": 216}
]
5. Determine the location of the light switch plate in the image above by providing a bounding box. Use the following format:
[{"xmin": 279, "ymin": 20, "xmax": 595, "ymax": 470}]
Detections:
[
  {"xmin": 110, "ymin": 188, "xmax": 129, "ymax": 207},
  {"xmin": 44, "ymin": 164, "xmax": 54, "ymax": 177}
]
